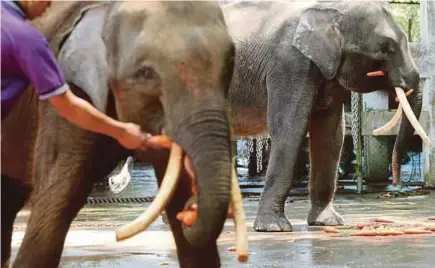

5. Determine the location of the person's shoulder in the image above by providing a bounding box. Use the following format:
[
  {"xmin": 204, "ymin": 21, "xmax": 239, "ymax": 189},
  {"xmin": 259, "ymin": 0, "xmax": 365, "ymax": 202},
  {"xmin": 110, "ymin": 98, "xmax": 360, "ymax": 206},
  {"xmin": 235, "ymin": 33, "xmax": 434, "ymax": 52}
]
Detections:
[
  {"xmin": 2, "ymin": 14, "xmax": 48, "ymax": 50},
  {"xmin": 12, "ymin": 22, "xmax": 48, "ymax": 48}
]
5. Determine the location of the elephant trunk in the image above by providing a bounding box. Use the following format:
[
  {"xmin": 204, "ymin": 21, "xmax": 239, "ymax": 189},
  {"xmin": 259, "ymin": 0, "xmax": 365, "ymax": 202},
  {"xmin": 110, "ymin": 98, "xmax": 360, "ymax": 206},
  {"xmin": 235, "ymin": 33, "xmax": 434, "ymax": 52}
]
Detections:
[{"xmin": 174, "ymin": 109, "xmax": 232, "ymax": 247}]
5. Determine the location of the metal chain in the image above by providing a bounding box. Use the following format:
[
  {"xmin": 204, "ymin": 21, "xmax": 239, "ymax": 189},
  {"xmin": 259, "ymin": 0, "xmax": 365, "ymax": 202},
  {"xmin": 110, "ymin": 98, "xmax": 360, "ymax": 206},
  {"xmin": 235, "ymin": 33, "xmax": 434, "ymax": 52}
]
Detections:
[
  {"xmin": 264, "ymin": 136, "xmax": 270, "ymax": 152},
  {"xmin": 351, "ymin": 92, "xmax": 361, "ymax": 154},
  {"xmin": 256, "ymin": 137, "xmax": 266, "ymax": 172},
  {"xmin": 249, "ymin": 137, "xmax": 255, "ymax": 153},
  {"xmin": 246, "ymin": 137, "xmax": 255, "ymax": 167},
  {"xmin": 239, "ymin": 136, "xmax": 272, "ymax": 173},
  {"xmin": 351, "ymin": 92, "xmax": 363, "ymax": 193}
]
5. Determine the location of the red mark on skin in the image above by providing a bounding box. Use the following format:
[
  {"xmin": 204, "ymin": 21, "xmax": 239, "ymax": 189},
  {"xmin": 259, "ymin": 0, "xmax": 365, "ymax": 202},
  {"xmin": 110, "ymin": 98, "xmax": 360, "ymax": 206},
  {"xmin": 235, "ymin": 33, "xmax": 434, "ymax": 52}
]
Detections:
[
  {"xmin": 110, "ymin": 79, "xmax": 128, "ymax": 102},
  {"xmin": 175, "ymin": 62, "xmax": 202, "ymax": 96}
]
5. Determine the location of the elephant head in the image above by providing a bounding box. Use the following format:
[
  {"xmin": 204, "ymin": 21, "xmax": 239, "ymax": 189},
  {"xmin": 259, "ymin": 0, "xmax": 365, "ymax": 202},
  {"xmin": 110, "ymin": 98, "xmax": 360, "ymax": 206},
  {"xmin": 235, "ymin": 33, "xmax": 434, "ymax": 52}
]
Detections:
[
  {"xmin": 292, "ymin": 1, "xmax": 431, "ymax": 184},
  {"xmin": 76, "ymin": 1, "xmax": 235, "ymax": 247}
]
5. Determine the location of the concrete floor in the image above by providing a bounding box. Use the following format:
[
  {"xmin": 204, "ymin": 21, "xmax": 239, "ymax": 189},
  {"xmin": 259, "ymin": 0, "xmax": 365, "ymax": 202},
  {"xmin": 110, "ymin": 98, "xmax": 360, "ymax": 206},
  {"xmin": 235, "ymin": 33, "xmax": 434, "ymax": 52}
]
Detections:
[{"xmin": 11, "ymin": 191, "xmax": 435, "ymax": 267}]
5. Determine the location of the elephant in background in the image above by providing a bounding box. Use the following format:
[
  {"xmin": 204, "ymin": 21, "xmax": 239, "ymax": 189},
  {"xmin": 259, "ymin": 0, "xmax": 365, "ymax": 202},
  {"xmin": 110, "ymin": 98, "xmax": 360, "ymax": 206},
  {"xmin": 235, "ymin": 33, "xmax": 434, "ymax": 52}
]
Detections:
[
  {"xmin": 1, "ymin": 1, "xmax": 235, "ymax": 267},
  {"xmin": 221, "ymin": 1, "xmax": 429, "ymax": 231}
]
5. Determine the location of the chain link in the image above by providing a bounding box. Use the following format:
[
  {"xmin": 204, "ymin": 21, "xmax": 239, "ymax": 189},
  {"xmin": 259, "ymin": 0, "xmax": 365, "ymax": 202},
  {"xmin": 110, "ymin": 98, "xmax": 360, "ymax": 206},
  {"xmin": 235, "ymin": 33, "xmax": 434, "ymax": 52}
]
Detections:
[
  {"xmin": 249, "ymin": 137, "xmax": 254, "ymax": 153},
  {"xmin": 351, "ymin": 92, "xmax": 363, "ymax": 193},
  {"xmin": 351, "ymin": 92, "xmax": 361, "ymax": 154},
  {"xmin": 241, "ymin": 135, "xmax": 272, "ymax": 173},
  {"xmin": 256, "ymin": 137, "xmax": 265, "ymax": 172},
  {"xmin": 246, "ymin": 137, "xmax": 254, "ymax": 168},
  {"xmin": 264, "ymin": 136, "xmax": 270, "ymax": 152}
]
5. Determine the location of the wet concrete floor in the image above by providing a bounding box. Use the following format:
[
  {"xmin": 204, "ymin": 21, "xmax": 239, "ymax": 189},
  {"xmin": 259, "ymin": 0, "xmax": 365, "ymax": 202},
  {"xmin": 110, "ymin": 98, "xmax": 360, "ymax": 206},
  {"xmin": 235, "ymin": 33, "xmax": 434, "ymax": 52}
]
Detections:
[{"xmin": 11, "ymin": 191, "xmax": 435, "ymax": 267}]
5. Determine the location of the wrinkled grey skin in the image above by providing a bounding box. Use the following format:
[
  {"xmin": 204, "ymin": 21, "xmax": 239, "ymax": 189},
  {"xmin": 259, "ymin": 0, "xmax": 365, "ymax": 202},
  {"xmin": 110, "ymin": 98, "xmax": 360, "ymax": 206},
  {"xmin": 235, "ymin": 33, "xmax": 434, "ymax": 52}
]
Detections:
[
  {"xmin": 1, "ymin": 2, "xmax": 234, "ymax": 268},
  {"xmin": 222, "ymin": 1, "xmax": 420, "ymax": 232}
]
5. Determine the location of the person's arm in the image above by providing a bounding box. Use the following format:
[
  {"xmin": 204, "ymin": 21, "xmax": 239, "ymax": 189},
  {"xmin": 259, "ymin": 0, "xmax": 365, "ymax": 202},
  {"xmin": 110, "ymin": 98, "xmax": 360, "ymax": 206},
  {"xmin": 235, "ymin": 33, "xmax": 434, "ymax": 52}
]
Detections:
[
  {"xmin": 49, "ymin": 88, "xmax": 148, "ymax": 150},
  {"xmin": 13, "ymin": 27, "xmax": 149, "ymax": 150}
]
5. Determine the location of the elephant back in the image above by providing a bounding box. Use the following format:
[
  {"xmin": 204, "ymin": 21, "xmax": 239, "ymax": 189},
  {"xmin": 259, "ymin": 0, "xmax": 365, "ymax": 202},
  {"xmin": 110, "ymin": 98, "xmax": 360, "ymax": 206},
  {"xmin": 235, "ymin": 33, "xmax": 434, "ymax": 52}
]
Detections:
[{"xmin": 30, "ymin": 1, "xmax": 111, "ymax": 56}]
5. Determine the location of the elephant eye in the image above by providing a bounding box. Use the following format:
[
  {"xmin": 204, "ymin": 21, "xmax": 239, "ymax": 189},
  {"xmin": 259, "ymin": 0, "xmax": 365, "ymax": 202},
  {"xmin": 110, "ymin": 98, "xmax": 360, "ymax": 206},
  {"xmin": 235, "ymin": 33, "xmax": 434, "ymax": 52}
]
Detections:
[
  {"xmin": 137, "ymin": 66, "xmax": 155, "ymax": 80},
  {"xmin": 380, "ymin": 42, "xmax": 393, "ymax": 54}
]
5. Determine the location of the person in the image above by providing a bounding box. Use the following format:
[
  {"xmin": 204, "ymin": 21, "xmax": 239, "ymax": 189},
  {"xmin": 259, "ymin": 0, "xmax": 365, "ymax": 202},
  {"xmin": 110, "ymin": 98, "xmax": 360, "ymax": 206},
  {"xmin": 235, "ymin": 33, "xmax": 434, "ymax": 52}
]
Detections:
[{"xmin": 1, "ymin": 0, "xmax": 153, "ymax": 150}]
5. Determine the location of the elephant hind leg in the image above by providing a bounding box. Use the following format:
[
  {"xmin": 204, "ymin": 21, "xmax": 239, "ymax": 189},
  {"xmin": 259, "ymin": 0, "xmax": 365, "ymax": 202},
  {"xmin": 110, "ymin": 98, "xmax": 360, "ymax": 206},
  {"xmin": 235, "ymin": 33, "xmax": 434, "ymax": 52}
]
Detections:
[
  {"xmin": 1, "ymin": 175, "xmax": 32, "ymax": 267},
  {"xmin": 149, "ymin": 150, "xmax": 220, "ymax": 268},
  {"xmin": 307, "ymin": 103, "xmax": 345, "ymax": 226}
]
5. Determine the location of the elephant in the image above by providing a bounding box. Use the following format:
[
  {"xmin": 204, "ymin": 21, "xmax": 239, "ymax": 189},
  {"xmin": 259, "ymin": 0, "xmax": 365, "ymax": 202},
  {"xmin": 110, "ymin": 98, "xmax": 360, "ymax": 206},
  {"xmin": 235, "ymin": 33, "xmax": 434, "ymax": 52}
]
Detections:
[
  {"xmin": 1, "ymin": 1, "xmax": 237, "ymax": 267},
  {"xmin": 221, "ymin": 1, "xmax": 431, "ymax": 232}
]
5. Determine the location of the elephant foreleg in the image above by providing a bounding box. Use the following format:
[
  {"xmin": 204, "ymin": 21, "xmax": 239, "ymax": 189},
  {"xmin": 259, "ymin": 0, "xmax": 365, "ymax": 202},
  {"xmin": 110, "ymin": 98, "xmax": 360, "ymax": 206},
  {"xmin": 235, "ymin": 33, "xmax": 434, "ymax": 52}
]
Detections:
[
  {"xmin": 1, "ymin": 175, "xmax": 32, "ymax": 268},
  {"xmin": 12, "ymin": 105, "xmax": 126, "ymax": 267},
  {"xmin": 149, "ymin": 150, "xmax": 221, "ymax": 268},
  {"xmin": 254, "ymin": 64, "xmax": 317, "ymax": 232},
  {"xmin": 307, "ymin": 103, "xmax": 345, "ymax": 226}
]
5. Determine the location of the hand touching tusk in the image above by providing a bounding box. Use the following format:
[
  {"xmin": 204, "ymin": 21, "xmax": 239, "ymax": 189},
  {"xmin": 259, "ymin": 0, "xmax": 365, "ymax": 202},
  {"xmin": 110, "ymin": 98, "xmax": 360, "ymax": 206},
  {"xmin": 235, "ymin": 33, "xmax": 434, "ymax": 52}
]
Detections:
[
  {"xmin": 115, "ymin": 143, "xmax": 183, "ymax": 241},
  {"xmin": 230, "ymin": 167, "xmax": 248, "ymax": 263},
  {"xmin": 395, "ymin": 87, "xmax": 433, "ymax": 146},
  {"xmin": 367, "ymin": 71, "xmax": 385, "ymax": 77},
  {"xmin": 373, "ymin": 106, "xmax": 403, "ymax": 136}
]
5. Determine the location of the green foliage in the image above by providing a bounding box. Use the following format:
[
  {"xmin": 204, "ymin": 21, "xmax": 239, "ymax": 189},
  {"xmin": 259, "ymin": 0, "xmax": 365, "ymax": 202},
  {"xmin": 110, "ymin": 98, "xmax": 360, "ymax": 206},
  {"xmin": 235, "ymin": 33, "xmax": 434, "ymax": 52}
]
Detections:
[{"xmin": 388, "ymin": 0, "xmax": 420, "ymax": 41}]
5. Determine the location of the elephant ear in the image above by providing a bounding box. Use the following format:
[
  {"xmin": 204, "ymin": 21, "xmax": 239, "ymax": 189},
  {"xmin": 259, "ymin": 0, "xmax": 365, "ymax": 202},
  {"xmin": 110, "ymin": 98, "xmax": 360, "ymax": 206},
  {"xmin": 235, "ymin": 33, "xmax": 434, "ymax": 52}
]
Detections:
[
  {"xmin": 292, "ymin": 7, "xmax": 344, "ymax": 80},
  {"xmin": 57, "ymin": 5, "xmax": 111, "ymax": 112}
]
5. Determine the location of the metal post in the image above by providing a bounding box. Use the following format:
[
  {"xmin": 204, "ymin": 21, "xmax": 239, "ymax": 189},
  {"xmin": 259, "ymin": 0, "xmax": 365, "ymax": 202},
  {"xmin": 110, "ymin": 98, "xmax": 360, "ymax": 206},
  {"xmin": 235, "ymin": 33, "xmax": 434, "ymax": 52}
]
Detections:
[{"xmin": 420, "ymin": 0, "xmax": 435, "ymax": 185}]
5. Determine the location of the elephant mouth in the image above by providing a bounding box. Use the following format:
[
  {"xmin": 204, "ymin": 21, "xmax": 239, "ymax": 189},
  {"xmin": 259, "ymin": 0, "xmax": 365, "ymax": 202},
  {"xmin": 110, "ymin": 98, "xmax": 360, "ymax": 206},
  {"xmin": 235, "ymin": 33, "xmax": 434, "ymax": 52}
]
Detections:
[
  {"xmin": 114, "ymin": 140, "xmax": 248, "ymax": 262},
  {"xmin": 367, "ymin": 70, "xmax": 431, "ymax": 145}
]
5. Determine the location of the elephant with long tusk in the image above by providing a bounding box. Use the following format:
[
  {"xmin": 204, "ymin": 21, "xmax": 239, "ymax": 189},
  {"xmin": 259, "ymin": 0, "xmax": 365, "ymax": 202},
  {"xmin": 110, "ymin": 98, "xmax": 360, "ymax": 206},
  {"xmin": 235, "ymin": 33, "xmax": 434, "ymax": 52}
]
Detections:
[
  {"xmin": 116, "ymin": 142, "xmax": 249, "ymax": 263},
  {"xmin": 373, "ymin": 86, "xmax": 432, "ymax": 185},
  {"xmin": 373, "ymin": 86, "xmax": 432, "ymax": 147},
  {"xmin": 1, "ymin": 2, "xmax": 244, "ymax": 268},
  {"xmin": 218, "ymin": 0, "xmax": 432, "ymax": 232},
  {"xmin": 369, "ymin": 71, "xmax": 432, "ymax": 184}
]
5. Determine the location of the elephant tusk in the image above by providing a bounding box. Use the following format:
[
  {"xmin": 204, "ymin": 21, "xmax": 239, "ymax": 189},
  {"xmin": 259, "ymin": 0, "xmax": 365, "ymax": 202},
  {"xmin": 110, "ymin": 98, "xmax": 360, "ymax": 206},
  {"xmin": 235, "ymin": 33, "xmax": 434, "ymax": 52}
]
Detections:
[
  {"xmin": 230, "ymin": 167, "xmax": 248, "ymax": 263},
  {"xmin": 395, "ymin": 89, "xmax": 414, "ymax": 102},
  {"xmin": 395, "ymin": 87, "xmax": 433, "ymax": 146},
  {"xmin": 115, "ymin": 143, "xmax": 183, "ymax": 241},
  {"xmin": 367, "ymin": 71, "xmax": 385, "ymax": 77},
  {"xmin": 373, "ymin": 105, "xmax": 403, "ymax": 136}
]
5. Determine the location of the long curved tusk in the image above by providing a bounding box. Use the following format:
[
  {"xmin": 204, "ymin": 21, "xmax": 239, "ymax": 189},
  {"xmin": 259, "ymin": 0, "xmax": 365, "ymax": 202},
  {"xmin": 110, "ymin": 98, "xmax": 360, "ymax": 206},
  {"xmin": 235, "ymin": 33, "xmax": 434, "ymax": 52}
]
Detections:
[
  {"xmin": 116, "ymin": 143, "xmax": 183, "ymax": 241},
  {"xmin": 230, "ymin": 167, "xmax": 248, "ymax": 263},
  {"xmin": 395, "ymin": 87, "xmax": 433, "ymax": 146},
  {"xmin": 395, "ymin": 89, "xmax": 414, "ymax": 102},
  {"xmin": 373, "ymin": 105, "xmax": 403, "ymax": 136}
]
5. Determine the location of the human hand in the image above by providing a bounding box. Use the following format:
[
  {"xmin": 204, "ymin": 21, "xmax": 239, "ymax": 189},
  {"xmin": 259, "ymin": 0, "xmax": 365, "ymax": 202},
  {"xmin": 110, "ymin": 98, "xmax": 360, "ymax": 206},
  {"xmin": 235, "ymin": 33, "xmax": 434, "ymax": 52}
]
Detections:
[{"xmin": 116, "ymin": 123, "xmax": 172, "ymax": 150}]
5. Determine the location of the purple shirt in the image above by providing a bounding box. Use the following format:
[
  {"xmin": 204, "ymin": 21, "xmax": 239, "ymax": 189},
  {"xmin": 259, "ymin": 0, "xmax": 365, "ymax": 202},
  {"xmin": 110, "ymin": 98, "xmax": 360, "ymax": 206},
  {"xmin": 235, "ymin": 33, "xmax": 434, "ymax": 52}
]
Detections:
[{"xmin": 1, "ymin": 1, "xmax": 68, "ymax": 120}]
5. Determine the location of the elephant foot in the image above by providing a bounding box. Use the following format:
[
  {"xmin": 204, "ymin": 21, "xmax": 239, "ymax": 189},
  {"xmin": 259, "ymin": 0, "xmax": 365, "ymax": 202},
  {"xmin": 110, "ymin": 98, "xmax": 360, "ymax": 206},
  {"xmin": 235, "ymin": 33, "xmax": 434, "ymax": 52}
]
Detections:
[
  {"xmin": 254, "ymin": 212, "xmax": 293, "ymax": 232},
  {"xmin": 308, "ymin": 203, "xmax": 344, "ymax": 226}
]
